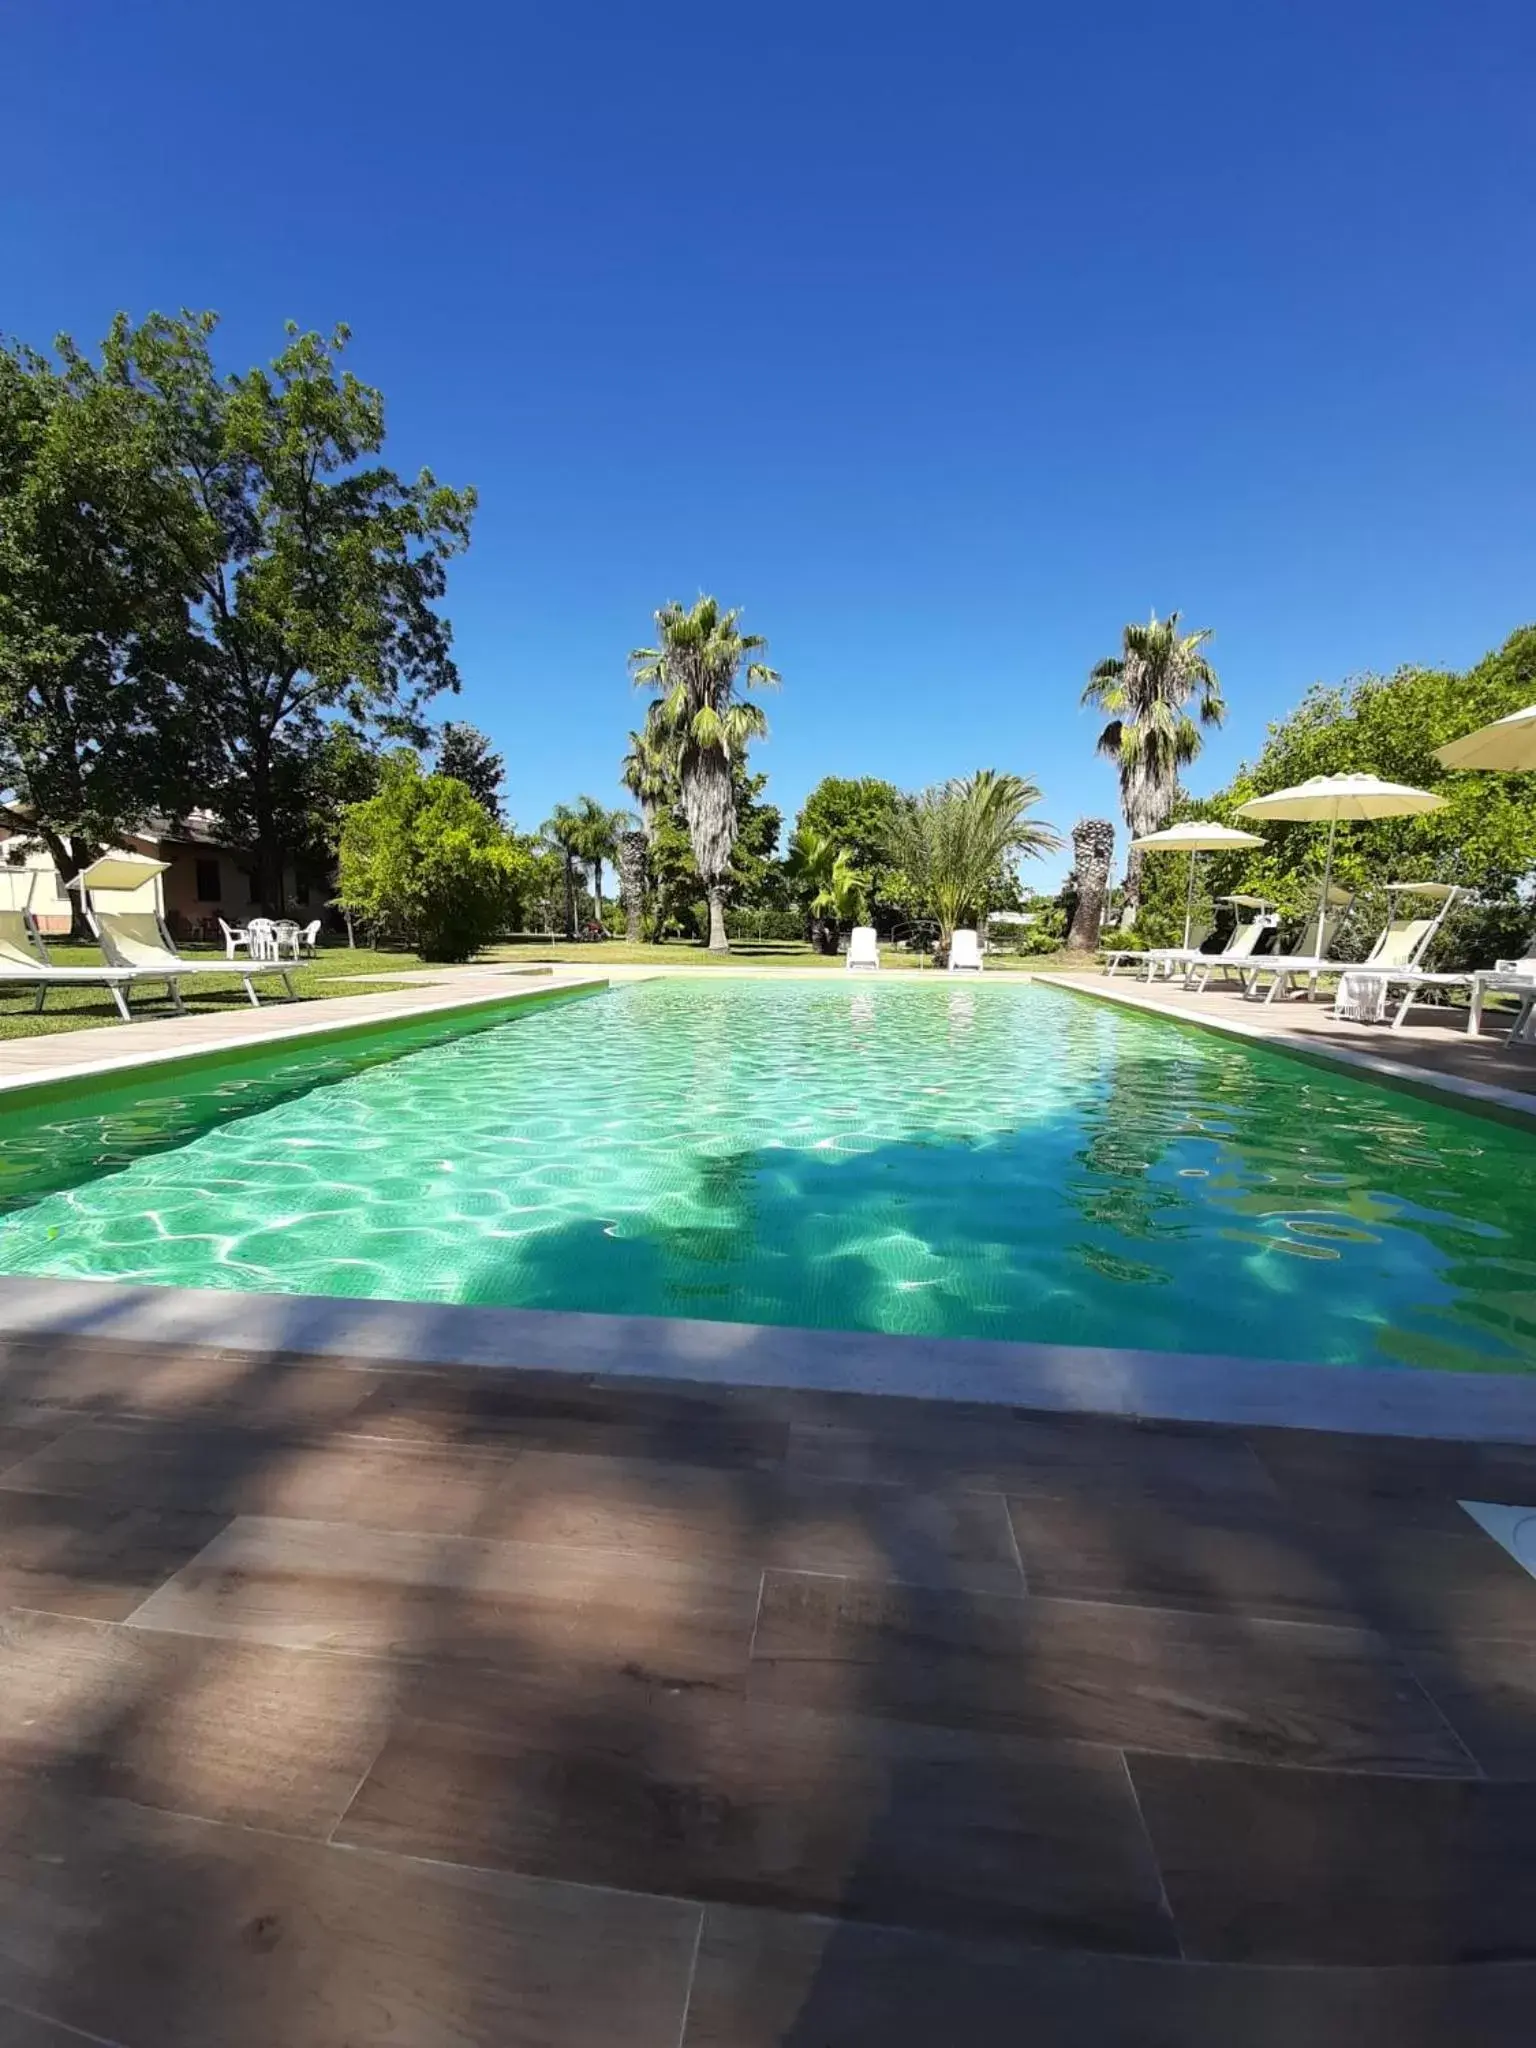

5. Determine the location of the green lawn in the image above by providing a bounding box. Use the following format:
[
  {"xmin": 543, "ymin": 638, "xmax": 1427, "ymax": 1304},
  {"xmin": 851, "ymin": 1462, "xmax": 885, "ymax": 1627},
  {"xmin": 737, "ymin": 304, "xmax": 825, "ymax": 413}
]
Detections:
[
  {"xmin": 0, "ymin": 937, "xmax": 1091, "ymax": 1042},
  {"xmin": 0, "ymin": 945, "xmax": 427, "ymax": 1041}
]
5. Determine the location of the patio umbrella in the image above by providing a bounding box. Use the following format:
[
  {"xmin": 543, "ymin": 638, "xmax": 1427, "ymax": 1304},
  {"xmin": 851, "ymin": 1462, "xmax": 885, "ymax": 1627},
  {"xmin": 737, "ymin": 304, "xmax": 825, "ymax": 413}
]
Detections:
[
  {"xmin": 1236, "ymin": 773, "xmax": 1445, "ymax": 939},
  {"xmin": 1129, "ymin": 819, "xmax": 1265, "ymax": 948},
  {"xmin": 1435, "ymin": 705, "xmax": 1536, "ymax": 773}
]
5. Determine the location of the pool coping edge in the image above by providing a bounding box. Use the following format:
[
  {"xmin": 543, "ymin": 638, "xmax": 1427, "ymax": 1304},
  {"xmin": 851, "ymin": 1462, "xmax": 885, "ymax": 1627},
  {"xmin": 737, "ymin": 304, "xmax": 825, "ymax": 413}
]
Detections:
[
  {"xmin": 3, "ymin": 1279, "xmax": 1536, "ymax": 1443},
  {"xmin": 1033, "ymin": 972, "xmax": 1536, "ymax": 1128},
  {"xmin": 0, "ymin": 973, "xmax": 614, "ymax": 1102}
]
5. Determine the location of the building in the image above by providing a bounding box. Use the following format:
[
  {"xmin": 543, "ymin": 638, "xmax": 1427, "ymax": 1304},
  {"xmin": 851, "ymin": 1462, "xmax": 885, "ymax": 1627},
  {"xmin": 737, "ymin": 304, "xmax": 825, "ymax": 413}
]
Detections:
[{"xmin": 0, "ymin": 812, "xmax": 324, "ymax": 938}]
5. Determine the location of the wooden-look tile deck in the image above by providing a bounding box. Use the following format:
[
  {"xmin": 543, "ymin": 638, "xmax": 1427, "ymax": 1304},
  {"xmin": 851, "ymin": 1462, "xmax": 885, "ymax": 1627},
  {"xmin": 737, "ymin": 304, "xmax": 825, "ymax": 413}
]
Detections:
[{"xmin": 0, "ymin": 1337, "xmax": 1530, "ymax": 2041}]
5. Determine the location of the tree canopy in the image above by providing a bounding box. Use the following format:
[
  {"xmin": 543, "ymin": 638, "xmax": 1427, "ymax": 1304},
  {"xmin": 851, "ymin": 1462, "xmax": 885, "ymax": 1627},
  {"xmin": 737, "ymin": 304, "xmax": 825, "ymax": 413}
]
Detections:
[
  {"xmin": 0, "ymin": 328, "xmax": 206, "ymax": 914},
  {"xmin": 436, "ymin": 721, "xmax": 505, "ymax": 821},
  {"xmin": 1135, "ymin": 626, "xmax": 1536, "ymax": 959},
  {"xmin": 793, "ymin": 777, "xmax": 906, "ymax": 925}
]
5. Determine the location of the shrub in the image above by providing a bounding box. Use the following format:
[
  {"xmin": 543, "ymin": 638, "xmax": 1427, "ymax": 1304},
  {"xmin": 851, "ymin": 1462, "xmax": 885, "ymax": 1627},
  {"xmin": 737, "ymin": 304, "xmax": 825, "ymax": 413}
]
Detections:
[{"xmin": 336, "ymin": 753, "xmax": 519, "ymax": 961}]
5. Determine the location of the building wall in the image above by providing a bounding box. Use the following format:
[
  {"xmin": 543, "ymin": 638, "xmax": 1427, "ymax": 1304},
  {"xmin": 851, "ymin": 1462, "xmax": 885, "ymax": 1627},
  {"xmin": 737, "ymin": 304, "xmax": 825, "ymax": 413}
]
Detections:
[{"xmin": 0, "ymin": 831, "xmax": 321, "ymax": 939}]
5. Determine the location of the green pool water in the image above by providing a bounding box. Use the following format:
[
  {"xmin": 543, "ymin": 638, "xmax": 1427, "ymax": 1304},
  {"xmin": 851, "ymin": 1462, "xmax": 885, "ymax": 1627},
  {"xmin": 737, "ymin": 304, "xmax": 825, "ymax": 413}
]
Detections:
[{"xmin": 1, "ymin": 977, "xmax": 1534, "ymax": 1372}]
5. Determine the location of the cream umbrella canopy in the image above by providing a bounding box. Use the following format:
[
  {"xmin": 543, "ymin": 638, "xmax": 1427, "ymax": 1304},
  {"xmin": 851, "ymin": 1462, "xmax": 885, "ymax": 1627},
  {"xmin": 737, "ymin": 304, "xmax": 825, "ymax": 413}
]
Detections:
[
  {"xmin": 1236, "ymin": 774, "xmax": 1446, "ymax": 939},
  {"xmin": 1128, "ymin": 820, "xmax": 1265, "ymax": 948},
  {"xmin": 1435, "ymin": 706, "xmax": 1536, "ymax": 773}
]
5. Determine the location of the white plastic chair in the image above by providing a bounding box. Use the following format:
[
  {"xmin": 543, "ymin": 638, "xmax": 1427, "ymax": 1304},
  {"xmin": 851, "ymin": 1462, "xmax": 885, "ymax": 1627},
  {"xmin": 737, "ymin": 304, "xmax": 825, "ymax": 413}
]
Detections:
[
  {"xmin": 948, "ymin": 929, "xmax": 983, "ymax": 974},
  {"xmin": 218, "ymin": 918, "xmax": 250, "ymax": 961},
  {"xmin": 273, "ymin": 919, "xmax": 302, "ymax": 960},
  {"xmin": 297, "ymin": 918, "xmax": 322, "ymax": 956},
  {"xmin": 845, "ymin": 926, "xmax": 880, "ymax": 972},
  {"xmin": 246, "ymin": 917, "xmax": 279, "ymax": 961}
]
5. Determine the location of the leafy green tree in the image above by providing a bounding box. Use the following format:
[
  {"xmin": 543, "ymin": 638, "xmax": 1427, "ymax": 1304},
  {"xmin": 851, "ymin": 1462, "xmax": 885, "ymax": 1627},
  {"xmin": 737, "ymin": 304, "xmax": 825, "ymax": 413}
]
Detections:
[
  {"xmin": 107, "ymin": 311, "xmax": 476, "ymax": 909},
  {"xmin": 436, "ymin": 722, "xmax": 504, "ymax": 821},
  {"xmin": 629, "ymin": 597, "xmax": 779, "ymax": 952},
  {"xmin": 786, "ymin": 828, "xmax": 868, "ymax": 952},
  {"xmin": 1164, "ymin": 628, "xmax": 1536, "ymax": 960},
  {"xmin": 794, "ymin": 777, "xmax": 904, "ymax": 924},
  {"xmin": 0, "ymin": 330, "xmax": 206, "ymax": 928},
  {"xmin": 884, "ymin": 770, "xmax": 1059, "ymax": 946},
  {"xmin": 336, "ymin": 752, "xmax": 519, "ymax": 960},
  {"xmin": 1084, "ymin": 610, "xmax": 1223, "ymax": 928}
]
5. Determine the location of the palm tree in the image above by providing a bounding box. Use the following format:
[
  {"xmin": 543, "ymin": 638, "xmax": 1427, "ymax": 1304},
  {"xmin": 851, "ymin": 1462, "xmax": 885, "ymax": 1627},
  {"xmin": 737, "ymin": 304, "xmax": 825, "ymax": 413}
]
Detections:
[
  {"xmin": 563, "ymin": 794, "xmax": 634, "ymax": 930},
  {"xmin": 884, "ymin": 771, "xmax": 1059, "ymax": 949},
  {"xmin": 629, "ymin": 597, "xmax": 779, "ymax": 952},
  {"xmin": 540, "ymin": 802, "xmax": 585, "ymax": 938},
  {"xmin": 1083, "ymin": 610, "xmax": 1223, "ymax": 929},
  {"xmin": 617, "ymin": 720, "xmax": 676, "ymax": 942},
  {"xmin": 786, "ymin": 830, "xmax": 868, "ymax": 954},
  {"xmin": 619, "ymin": 719, "xmax": 676, "ymax": 845}
]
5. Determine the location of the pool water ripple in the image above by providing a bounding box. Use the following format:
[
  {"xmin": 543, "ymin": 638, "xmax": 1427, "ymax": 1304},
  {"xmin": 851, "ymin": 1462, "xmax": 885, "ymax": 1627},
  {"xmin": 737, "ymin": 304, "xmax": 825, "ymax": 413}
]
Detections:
[{"xmin": 1, "ymin": 978, "xmax": 1535, "ymax": 1370}]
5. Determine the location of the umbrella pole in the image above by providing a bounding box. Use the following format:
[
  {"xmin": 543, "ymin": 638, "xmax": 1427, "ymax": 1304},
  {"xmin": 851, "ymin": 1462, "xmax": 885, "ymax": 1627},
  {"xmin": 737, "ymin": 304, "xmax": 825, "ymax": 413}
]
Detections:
[
  {"xmin": 1183, "ymin": 852, "xmax": 1199, "ymax": 951},
  {"xmin": 1316, "ymin": 814, "xmax": 1339, "ymax": 953}
]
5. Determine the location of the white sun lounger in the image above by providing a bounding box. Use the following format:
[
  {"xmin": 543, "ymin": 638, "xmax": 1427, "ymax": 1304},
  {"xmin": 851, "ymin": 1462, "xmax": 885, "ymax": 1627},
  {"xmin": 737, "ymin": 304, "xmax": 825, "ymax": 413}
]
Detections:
[
  {"xmin": 1149, "ymin": 898, "xmax": 1277, "ymax": 989},
  {"xmin": 1181, "ymin": 899, "xmax": 1281, "ymax": 991},
  {"xmin": 1102, "ymin": 922, "xmax": 1215, "ymax": 979},
  {"xmin": 1324, "ymin": 885, "xmax": 1465, "ymax": 1027},
  {"xmin": 948, "ymin": 928, "xmax": 983, "ymax": 973},
  {"xmin": 91, "ymin": 909, "xmax": 297, "ymax": 1009},
  {"xmin": 0, "ymin": 909, "xmax": 139, "ymax": 1021},
  {"xmin": 845, "ymin": 926, "xmax": 880, "ymax": 972},
  {"xmin": 1239, "ymin": 891, "xmax": 1358, "ymax": 1005}
]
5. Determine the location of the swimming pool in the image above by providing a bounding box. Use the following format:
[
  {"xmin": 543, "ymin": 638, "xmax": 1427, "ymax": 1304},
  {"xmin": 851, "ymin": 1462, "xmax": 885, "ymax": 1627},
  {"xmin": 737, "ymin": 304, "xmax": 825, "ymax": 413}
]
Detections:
[{"xmin": 1, "ymin": 977, "xmax": 1534, "ymax": 1372}]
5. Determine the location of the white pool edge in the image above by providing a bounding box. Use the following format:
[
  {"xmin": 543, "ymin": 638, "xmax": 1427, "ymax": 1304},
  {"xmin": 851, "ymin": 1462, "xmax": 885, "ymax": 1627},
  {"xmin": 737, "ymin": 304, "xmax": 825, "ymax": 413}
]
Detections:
[
  {"xmin": 1035, "ymin": 972, "xmax": 1536, "ymax": 1125},
  {"xmin": 3, "ymin": 1277, "xmax": 1536, "ymax": 1443}
]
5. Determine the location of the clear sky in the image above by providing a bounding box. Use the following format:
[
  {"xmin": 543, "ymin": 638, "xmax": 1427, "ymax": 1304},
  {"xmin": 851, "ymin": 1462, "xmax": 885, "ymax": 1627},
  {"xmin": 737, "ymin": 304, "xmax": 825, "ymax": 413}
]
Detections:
[{"xmin": 4, "ymin": 0, "xmax": 1533, "ymax": 884}]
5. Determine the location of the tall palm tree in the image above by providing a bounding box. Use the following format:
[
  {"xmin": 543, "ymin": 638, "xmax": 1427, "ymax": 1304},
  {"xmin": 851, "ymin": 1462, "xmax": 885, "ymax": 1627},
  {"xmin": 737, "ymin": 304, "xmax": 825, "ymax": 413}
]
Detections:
[
  {"xmin": 564, "ymin": 794, "xmax": 633, "ymax": 928},
  {"xmin": 884, "ymin": 770, "xmax": 1059, "ymax": 948},
  {"xmin": 1083, "ymin": 610, "xmax": 1223, "ymax": 929},
  {"xmin": 629, "ymin": 597, "xmax": 779, "ymax": 952},
  {"xmin": 619, "ymin": 718, "xmax": 676, "ymax": 845},
  {"xmin": 540, "ymin": 802, "xmax": 585, "ymax": 938},
  {"xmin": 619, "ymin": 716, "xmax": 680, "ymax": 941}
]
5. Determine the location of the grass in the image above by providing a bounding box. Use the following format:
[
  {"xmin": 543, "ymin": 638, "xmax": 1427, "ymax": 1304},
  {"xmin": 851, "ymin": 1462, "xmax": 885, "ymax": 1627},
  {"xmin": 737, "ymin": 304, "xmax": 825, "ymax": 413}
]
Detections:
[
  {"xmin": 0, "ymin": 945, "xmax": 427, "ymax": 1041},
  {"xmin": 0, "ymin": 937, "xmax": 1097, "ymax": 1043}
]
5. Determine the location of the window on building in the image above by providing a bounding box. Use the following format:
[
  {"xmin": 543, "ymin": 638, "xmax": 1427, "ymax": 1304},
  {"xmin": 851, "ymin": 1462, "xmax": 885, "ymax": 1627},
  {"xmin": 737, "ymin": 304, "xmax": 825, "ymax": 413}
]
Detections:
[{"xmin": 195, "ymin": 858, "xmax": 221, "ymax": 902}]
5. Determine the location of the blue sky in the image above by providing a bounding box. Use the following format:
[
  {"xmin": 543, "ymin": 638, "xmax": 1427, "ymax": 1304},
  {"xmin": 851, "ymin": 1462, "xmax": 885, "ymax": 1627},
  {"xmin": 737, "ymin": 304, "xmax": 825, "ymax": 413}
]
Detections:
[{"xmin": 5, "ymin": 0, "xmax": 1533, "ymax": 885}]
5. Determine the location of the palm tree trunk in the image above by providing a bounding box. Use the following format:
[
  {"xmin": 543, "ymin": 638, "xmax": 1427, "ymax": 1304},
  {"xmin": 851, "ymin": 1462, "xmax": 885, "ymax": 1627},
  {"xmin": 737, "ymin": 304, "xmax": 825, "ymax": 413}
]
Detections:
[
  {"xmin": 1067, "ymin": 819, "xmax": 1116, "ymax": 950},
  {"xmin": 705, "ymin": 884, "xmax": 729, "ymax": 953},
  {"xmin": 1118, "ymin": 846, "xmax": 1144, "ymax": 930},
  {"xmin": 618, "ymin": 830, "xmax": 647, "ymax": 944},
  {"xmin": 563, "ymin": 852, "xmax": 576, "ymax": 939},
  {"xmin": 592, "ymin": 862, "xmax": 604, "ymax": 928}
]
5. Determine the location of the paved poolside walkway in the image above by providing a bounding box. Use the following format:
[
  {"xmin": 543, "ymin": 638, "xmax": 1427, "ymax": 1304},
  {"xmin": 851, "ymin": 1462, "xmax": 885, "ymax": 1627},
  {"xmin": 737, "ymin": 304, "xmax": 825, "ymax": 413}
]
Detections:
[
  {"xmin": 0, "ymin": 1331, "xmax": 1530, "ymax": 2043},
  {"xmin": 0, "ymin": 966, "xmax": 606, "ymax": 1094},
  {"xmin": 1038, "ymin": 971, "xmax": 1536, "ymax": 1116}
]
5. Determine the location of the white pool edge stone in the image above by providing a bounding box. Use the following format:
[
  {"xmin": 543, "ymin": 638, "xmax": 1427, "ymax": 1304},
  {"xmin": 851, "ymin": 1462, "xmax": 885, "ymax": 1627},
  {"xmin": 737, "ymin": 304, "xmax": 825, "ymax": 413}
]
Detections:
[{"xmin": 3, "ymin": 1277, "xmax": 1536, "ymax": 1443}]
